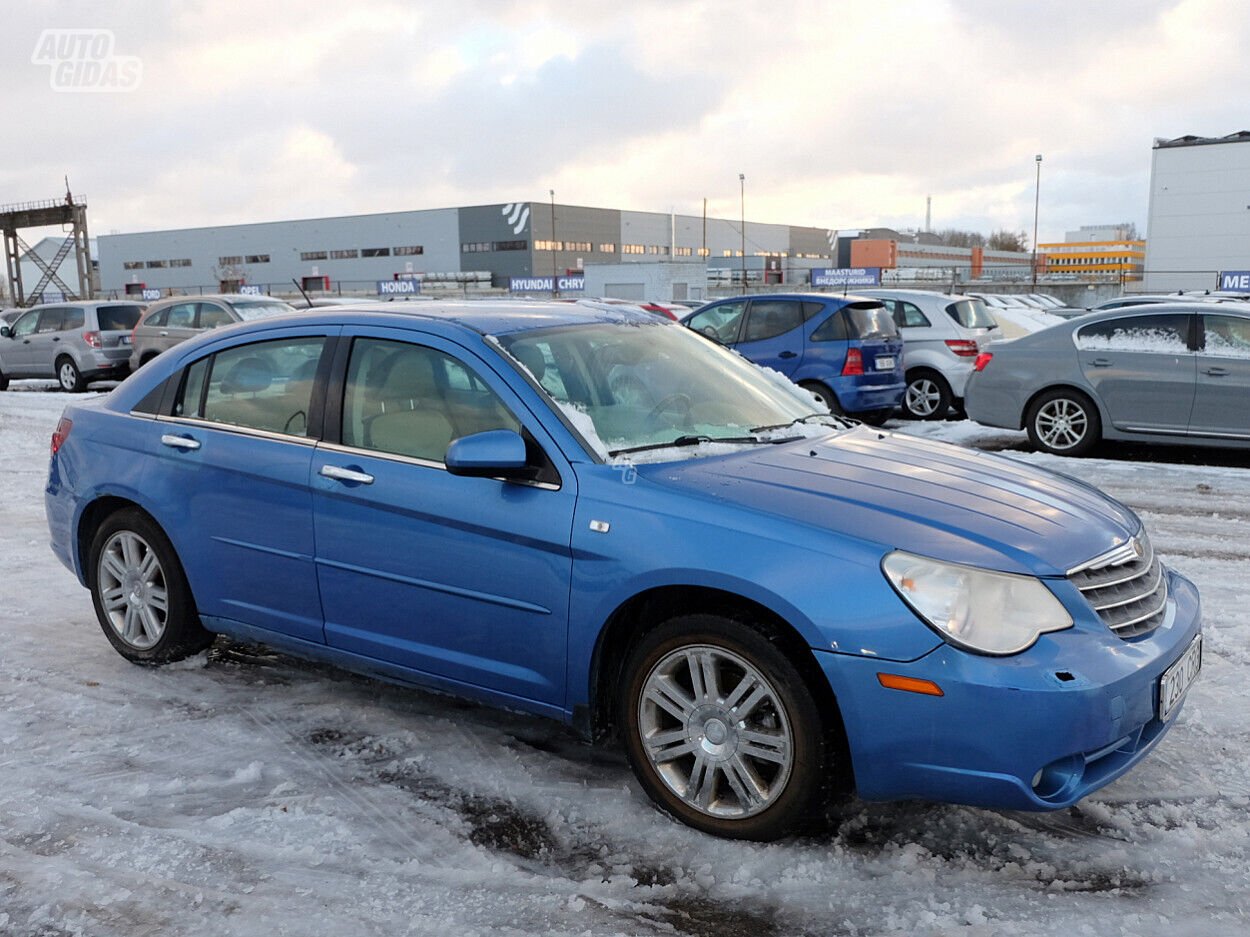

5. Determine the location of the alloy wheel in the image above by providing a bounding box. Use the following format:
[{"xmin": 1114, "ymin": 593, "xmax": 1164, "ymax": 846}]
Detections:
[{"xmin": 97, "ymin": 530, "xmax": 169, "ymax": 650}]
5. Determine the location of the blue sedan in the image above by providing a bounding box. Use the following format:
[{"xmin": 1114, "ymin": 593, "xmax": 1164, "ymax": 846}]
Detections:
[{"xmin": 45, "ymin": 302, "xmax": 1202, "ymax": 839}]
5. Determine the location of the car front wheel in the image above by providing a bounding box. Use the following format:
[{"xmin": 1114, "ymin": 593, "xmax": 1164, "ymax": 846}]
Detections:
[
  {"xmin": 621, "ymin": 615, "xmax": 829, "ymax": 840},
  {"xmin": 1026, "ymin": 388, "xmax": 1101, "ymax": 456},
  {"xmin": 89, "ymin": 508, "xmax": 214, "ymax": 663}
]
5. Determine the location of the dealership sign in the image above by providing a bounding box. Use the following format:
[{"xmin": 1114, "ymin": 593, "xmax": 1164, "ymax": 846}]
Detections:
[
  {"xmin": 141, "ymin": 288, "xmax": 162, "ymax": 301},
  {"xmin": 1219, "ymin": 270, "xmax": 1250, "ymax": 291},
  {"xmin": 377, "ymin": 279, "xmax": 420, "ymax": 295},
  {"xmin": 510, "ymin": 275, "xmax": 585, "ymax": 292},
  {"xmin": 810, "ymin": 267, "xmax": 881, "ymax": 288},
  {"xmin": 237, "ymin": 285, "xmax": 263, "ymax": 296}
]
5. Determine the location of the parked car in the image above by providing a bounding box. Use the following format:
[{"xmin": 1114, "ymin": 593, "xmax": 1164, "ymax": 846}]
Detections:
[
  {"xmin": 855, "ymin": 289, "xmax": 999, "ymax": 419},
  {"xmin": 47, "ymin": 302, "xmax": 1202, "ymax": 840},
  {"xmin": 681, "ymin": 293, "xmax": 904, "ymax": 423},
  {"xmin": 129, "ymin": 294, "xmax": 296, "ymax": 370},
  {"xmin": 0, "ymin": 300, "xmax": 144, "ymax": 391},
  {"xmin": 966, "ymin": 301, "xmax": 1250, "ymax": 455}
]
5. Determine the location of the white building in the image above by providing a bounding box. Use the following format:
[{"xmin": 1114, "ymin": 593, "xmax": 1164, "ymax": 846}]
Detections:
[{"xmin": 1144, "ymin": 132, "xmax": 1250, "ymax": 292}]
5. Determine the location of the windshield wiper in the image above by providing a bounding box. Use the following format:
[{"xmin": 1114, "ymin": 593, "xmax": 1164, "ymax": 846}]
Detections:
[
  {"xmin": 750, "ymin": 413, "xmax": 844, "ymax": 433},
  {"xmin": 608, "ymin": 434, "xmax": 767, "ymax": 456}
]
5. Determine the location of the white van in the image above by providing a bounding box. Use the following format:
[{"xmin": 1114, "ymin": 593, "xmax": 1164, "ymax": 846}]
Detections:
[{"xmin": 854, "ymin": 289, "xmax": 1000, "ymax": 419}]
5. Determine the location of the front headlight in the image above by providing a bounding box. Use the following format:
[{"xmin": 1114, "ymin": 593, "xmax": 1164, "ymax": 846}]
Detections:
[{"xmin": 881, "ymin": 551, "xmax": 1073, "ymax": 655}]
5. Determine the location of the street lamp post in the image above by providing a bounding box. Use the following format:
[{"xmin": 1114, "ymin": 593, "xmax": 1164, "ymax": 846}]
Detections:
[
  {"xmin": 1031, "ymin": 154, "xmax": 1042, "ymax": 291},
  {"xmin": 739, "ymin": 173, "xmax": 746, "ymax": 290},
  {"xmin": 550, "ymin": 189, "xmax": 558, "ymax": 298}
]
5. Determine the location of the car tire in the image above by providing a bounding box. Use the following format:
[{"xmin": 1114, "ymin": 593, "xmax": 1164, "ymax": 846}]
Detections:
[
  {"xmin": 56, "ymin": 356, "xmax": 84, "ymax": 393},
  {"xmin": 88, "ymin": 508, "xmax": 214, "ymax": 664},
  {"xmin": 901, "ymin": 369, "xmax": 952, "ymax": 421},
  {"xmin": 0, "ymin": 367, "xmax": 8, "ymax": 391},
  {"xmin": 857, "ymin": 409, "xmax": 892, "ymax": 427},
  {"xmin": 798, "ymin": 380, "xmax": 842, "ymax": 415},
  {"xmin": 621, "ymin": 614, "xmax": 829, "ymax": 841},
  {"xmin": 1026, "ymin": 388, "xmax": 1101, "ymax": 457}
]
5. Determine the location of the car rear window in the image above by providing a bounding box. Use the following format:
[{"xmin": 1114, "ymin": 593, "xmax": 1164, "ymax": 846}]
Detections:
[
  {"xmin": 844, "ymin": 302, "xmax": 898, "ymax": 340},
  {"xmin": 227, "ymin": 301, "xmax": 294, "ymax": 321},
  {"xmin": 946, "ymin": 299, "xmax": 997, "ymax": 329},
  {"xmin": 96, "ymin": 305, "xmax": 143, "ymax": 331}
]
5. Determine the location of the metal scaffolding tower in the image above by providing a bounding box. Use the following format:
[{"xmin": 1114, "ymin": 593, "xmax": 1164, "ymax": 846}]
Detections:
[{"xmin": 1, "ymin": 193, "xmax": 96, "ymax": 305}]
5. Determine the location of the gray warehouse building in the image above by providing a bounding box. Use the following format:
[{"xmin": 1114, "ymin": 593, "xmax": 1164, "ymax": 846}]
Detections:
[
  {"xmin": 97, "ymin": 201, "xmax": 834, "ymax": 297},
  {"xmin": 1144, "ymin": 132, "xmax": 1250, "ymax": 292}
]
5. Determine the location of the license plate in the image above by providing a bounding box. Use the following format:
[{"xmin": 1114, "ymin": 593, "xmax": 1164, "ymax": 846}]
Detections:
[
  {"xmin": 1159, "ymin": 634, "xmax": 1202, "ymax": 722},
  {"xmin": 875, "ymin": 356, "xmax": 896, "ymax": 370}
]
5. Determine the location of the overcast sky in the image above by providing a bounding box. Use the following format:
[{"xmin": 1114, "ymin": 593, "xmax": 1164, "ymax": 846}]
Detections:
[{"xmin": 2, "ymin": 0, "xmax": 1247, "ymax": 246}]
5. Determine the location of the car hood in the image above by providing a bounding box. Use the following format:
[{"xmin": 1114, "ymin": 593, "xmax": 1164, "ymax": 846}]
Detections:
[{"xmin": 640, "ymin": 427, "xmax": 1137, "ymax": 577}]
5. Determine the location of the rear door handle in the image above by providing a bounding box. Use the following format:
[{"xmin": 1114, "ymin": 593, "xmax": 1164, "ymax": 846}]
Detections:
[
  {"xmin": 1203, "ymin": 366, "xmax": 1228, "ymax": 377},
  {"xmin": 320, "ymin": 464, "xmax": 374, "ymax": 485},
  {"xmin": 161, "ymin": 434, "xmax": 201, "ymax": 451},
  {"xmin": 778, "ymin": 350, "xmax": 797, "ymax": 359},
  {"xmin": 1088, "ymin": 357, "xmax": 1112, "ymax": 368},
  {"xmin": 159, "ymin": 331, "xmax": 169, "ymax": 337}
]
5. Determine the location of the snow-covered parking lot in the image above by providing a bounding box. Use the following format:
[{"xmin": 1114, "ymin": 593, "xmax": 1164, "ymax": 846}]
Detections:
[{"xmin": 2, "ymin": 383, "xmax": 1247, "ymax": 937}]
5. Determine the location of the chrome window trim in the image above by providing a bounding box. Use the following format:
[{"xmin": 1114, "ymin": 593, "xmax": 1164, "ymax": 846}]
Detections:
[{"xmin": 154, "ymin": 413, "xmax": 319, "ymax": 447}]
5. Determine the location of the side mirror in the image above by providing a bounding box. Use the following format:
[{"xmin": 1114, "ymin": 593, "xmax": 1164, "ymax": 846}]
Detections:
[
  {"xmin": 0, "ymin": 325, "xmax": 10, "ymax": 338},
  {"xmin": 445, "ymin": 429, "xmax": 534, "ymax": 480}
]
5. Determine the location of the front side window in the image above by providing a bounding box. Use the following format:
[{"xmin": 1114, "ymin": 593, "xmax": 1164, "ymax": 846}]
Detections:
[
  {"xmin": 1076, "ymin": 313, "xmax": 1191, "ymax": 354},
  {"xmin": 742, "ymin": 301, "xmax": 804, "ymax": 342},
  {"xmin": 180, "ymin": 337, "xmax": 326, "ymax": 436},
  {"xmin": 883, "ymin": 300, "xmax": 931, "ymax": 328},
  {"xmin": 341, "ymin": 339, "xmax": 520, "ymax": 463},
  {"xmin": 1201, "ymin": 314, "xmax": 1250, "ymax": 358},
  {"xmin": 685, "ymin": 301, "xmax": 745, "ymax": 344},
  {"xmin": 11, "ymin": 312, "xmax": 38, "ymax": 338}
]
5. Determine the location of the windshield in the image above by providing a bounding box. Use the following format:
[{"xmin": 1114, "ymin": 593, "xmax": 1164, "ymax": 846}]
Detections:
[
  {"xmin": 497, "ymin": 321, "xmax": 838, "ymax": 459},
  {"xmin": 946, "ymin": 299, "xmax": 998, "ymax": 329},
  {"xmin": 228, "ymin": 300, "xmax": 295, "ymax": 321},
  {"xmin": 844, "ymin": 302, "xmax": 899, "ymax": 340}
]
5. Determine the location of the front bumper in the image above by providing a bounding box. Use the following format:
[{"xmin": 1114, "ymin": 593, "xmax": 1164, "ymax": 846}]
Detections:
[{"xmin": 817, "ymin": 568, "xmax": 1201, "ymax": 810}]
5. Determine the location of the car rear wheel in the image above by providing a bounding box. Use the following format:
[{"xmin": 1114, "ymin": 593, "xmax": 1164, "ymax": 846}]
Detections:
[
  {"xmin": 1026, "ymin": 389, "xmax": 1101, "ymax": 457},
  {"xmin": 89, "ymin": 508, "xmax": 214, "ymax": 664},
  {"xmin": 901, "ymin": 370, "xmax": 952, "ymax": 420},
  {"xmin": 621, "ymin": 615, "xmax": 829, "ymax": 840},
  {"xmin": 56, "ymin": 356, "xmax": 84, "ymax": 393},
  {"xmin": 0, "ymin": 367, "xmax": 8, "ymax": 391},
  {"xmin": 798, "ymin": 380, "xmax": 842, "ymax": 415}
]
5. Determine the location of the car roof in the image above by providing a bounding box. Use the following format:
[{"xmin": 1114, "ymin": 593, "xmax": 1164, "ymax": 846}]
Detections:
[
  {"xmin": 23, "ymin": 299, "xmax": 144, "ymax": 309},
  {"xmin": 856, "ymin": 288, "xmax": 963, "ymax": 301}
]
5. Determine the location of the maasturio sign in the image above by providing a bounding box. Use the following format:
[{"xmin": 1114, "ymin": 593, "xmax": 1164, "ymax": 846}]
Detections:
[{"xmin": 810, "ymin": 267, "xmax": 881, "ymax": 288}]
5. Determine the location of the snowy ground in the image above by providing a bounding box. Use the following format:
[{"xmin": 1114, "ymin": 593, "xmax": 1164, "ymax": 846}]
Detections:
[{"xmin": 1, "ymin": 382, "xmax": 1247, "ymax": 937}]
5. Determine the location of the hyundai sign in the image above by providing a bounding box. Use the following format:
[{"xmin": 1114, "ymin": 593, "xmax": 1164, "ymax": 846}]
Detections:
[
  {"xmin": 1219, "ymin": 270, "xmax": 1250, "ymax": 291},
  {"xmin": 377, "ymin": 279, "xmax": 420, "ymax": 296},
  {"xmin": 510, "ymin": 275, "xmax": 585, "ymax": 292},
  {"xmin": 810, "ymin": 267, "xmax": 881, "ymax": 288}
]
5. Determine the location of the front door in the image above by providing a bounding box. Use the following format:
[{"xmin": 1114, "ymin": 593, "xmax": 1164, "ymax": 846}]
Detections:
[{"xmin": 310, "ymin": 330, "xmax": 577, "ymax": 706}]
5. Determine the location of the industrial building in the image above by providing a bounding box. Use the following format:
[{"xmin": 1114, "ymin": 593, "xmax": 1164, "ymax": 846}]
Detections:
[
  {"xmin": 96, "ymin": 202, "xmax": 833, "ymax": 297},
  {"xmin": 1038, "ymin": 224, "xmax": 1145, "ymax": 283},
  {"xmin": 1144, "ymin": 132, "xmax": 1250, "ymax": 292}
]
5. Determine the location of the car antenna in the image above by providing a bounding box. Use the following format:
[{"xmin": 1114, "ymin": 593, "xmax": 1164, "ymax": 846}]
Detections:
[{"xmin": 292, "ymin": 278, "xmax": 313, "ymax": 308}]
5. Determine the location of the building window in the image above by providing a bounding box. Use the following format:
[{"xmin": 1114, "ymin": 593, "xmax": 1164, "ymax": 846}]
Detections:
[
  {"xmin": 564, "ymin": 241, "xmax": 591, "ymax": 252},
  {"xmin": 598, "ymin": 243, "xmax": 616, "ymax": 253},
  {"xmin": 495, "ymin": 240, "xmax": 527, "ymax": 251},
  {"xmin": 170, "ymin": 258, "xmax": 192, "ymax": 268},
  {"xmin": 146, "ymin": 260, "xmax": 169, "ymax": 268},
  {"xmin": 245, "ymin": 254, "xmax": 270, "ymax": 264},
  {"xmin": 361, "ymin": 247, "xmax": 390, "ymax": 258},
  {"xmin": 330, "ymin": 249, "xmax": 359, "ymax": 259},
  {"xmin": 123, "ymin": 261, "xmax": 144, "ymax": 270},
  {"xmin": 534, "ymin": 240, "xmax": 564, "ymax": 251},
  {"xmin": 697, "ymin": 248, "xmax": 710, "ymax": 257},
  {"xmin": 218, "ymin": 255, "xmax": 243, "ymax": 265},
  {"xmin": 461, "ymin": 242, "xmax": 490, "ymax": 253},
  {"xmin": 623, "ymin": 244, "xmax": 645, "ymax": 255},
  {"xmin": 300, "ymin": 250, "xmax": 328, "ymax": 261},
  {"xmin": 394, "ymin": 245, "xmax": 424, "ymax": 256},
  {"xmin": 674, "ymin": 246, "xmax": 692, "ymax": 257}
]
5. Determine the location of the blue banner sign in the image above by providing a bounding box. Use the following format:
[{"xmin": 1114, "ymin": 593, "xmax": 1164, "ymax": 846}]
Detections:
[
  {"xmin": 1219, "ymin": 270, "xmax": 1250, "ymax": 291},
  {"xmin": 238, "ymin": 285, "xmax": 263, "ymax": 296},
  {"xmin": 510, "ymin": 275, "xmax": 585, "ymax": 292},
  {"xmin": 377, "ymin": 279, "xmax": 420, "ymax": 295},
  {"xmin": 810, "ymin": 267, "xmax": 881, "ymax": 288},
  {"xmin": 141, "ymin": 288, "xmax": 162, "ymax": 301}
]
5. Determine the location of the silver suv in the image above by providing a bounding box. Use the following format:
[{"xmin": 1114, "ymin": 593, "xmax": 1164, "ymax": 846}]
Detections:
[
  {"xmin": 855, "ymin": 289, "xmax": 1000, "ymax": 419},
  {"xmin": 0, "ymin": 301, "xmax": 144, "ymax": 392},
  {"xmin": 129, "ymin": 294, "xmax": 295, "ymax": 370}
]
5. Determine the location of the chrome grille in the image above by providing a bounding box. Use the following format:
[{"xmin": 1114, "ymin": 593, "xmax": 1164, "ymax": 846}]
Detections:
[{"xmin": 1067, "ymin": 534, "xmax": 1168, "ymax": 639}]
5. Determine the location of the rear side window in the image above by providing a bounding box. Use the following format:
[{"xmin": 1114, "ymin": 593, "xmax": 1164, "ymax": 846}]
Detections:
[
  {"xmin": 36, "ymin": 308, "xmax": 66, "ymax": 333},
  {"xmin": 742, "ymin": 300, "xmax": 804, "ymax": 342},
  {"xmin": 144, "ymin": 307, "xmax": 171, "ymax": 327},
  {"xmin": 811, "ymin": 310, "xmax": 849, "ymax": 342},
  {"xmin": 96, "ymin": 305, "xmax": 142, "ymax": 331},
  {"xmin": 166, "ymin": 303, "xmax": 197, "ymax": 328},
  {"xmin": 1076, "ymin": 313, "xmax": 1191, "ymax": 353},
  {"xmin": 1201, "ymin": 314, "xmax": 1250, "ymax": 358},
  {"xmin": 197, "ymin": 304, "xmax": 233, "ymax": 329},
  {"xmin": 946, "ymin": 299, "xmax": 996, "ymax": 329}
]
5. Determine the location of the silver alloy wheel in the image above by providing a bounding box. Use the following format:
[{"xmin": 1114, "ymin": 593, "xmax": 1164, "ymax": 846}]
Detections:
[
  {"xmin": 97, "ymin": 531, "xmax": 168, "ymax": 650},
  {"xmin": 1035, "ymin": 397, "xmax": 1088, "ymax": 451},
  {"xmin": 905, "ymin": 378, "xmax": 942, "ymax": 417},
  {"xmin": 59, "ymin": 361, "xmax": 79, "ymax": 391},
  {"xmin": 637, "ymin": 644, "xmax": 793, "ymax": 819}
]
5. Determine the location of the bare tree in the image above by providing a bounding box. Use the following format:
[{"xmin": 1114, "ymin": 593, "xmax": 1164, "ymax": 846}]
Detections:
[{"xmin": 987, "ymin": 229, "xmax": 1029, "ymax": 252}]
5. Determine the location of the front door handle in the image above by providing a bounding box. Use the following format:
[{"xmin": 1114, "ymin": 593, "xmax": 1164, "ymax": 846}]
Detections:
[
  {"xmin": 1203, "ymin": 366, "xmax": 1228, "ymax": 377},
  {"xmin": 161, "ymin": 434, "xmax": 201, "ymax": 451},
  {"xmin": 159, "ymin": 331, "xmax": 169, "ymax": 337},
  {"xmin": 320, "ymin": 464, "xmax": 374, "ymax": 485},
  {"xmin": 778, "ymin": 350, "xmax": 797, "ymax": 359}
]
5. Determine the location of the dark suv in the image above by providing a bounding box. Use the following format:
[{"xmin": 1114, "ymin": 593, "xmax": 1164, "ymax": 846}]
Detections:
[{"xmin": 682, "ymin": 293, "xmax": 905, "ymax": 422}]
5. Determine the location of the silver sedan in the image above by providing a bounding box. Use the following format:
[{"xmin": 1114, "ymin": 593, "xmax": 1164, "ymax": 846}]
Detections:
[{"xmin": 965, "ymin": 302, "xmax": 1250, "ymax": 455}]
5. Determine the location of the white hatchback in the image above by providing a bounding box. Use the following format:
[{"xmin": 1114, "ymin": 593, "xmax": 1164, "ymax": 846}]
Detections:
[{"xmin": 855, "ymin": 289, "xmax": 1000, "ymax": 419}]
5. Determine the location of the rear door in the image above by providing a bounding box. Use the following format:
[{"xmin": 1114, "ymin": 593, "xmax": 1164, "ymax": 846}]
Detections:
[
  {"xmin": 1075, "ymin": 312, "xmax": 1196, "ymax": 434},
  {"xmin": 735, "ymin": 299, "xmax": 807, "ymax": 375},
  {"xmin": 1190, "ymin": 311, "xmax": 1250, "ymax": 440}
]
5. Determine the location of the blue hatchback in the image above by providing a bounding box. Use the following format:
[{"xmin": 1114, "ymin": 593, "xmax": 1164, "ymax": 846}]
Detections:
[
  {"xmin": 45, "ymin": 302, "xmax": 1201, "ymax": 840},
  {"xmin": 682, "ymin": 293, "xmax": 905, "ymax": 423}
]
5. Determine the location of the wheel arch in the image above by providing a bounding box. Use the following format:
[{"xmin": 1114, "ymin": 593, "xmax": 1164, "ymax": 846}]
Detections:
[
  {"xmin": 76, "ymin": 495, "xmax": 157, "ymax": 587},
  {"xmin": 583, "ymin": 584, "xmax": 853, "ymax": 792},
  {"xmin": 1022, "ymin": 382, "xmax": 1106, "ymax": 426}
]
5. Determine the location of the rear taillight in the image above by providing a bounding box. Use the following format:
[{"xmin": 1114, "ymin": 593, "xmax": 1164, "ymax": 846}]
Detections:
[
  {"xmin": 973, "ymin": 352, "xmax": 994, "ymax": 372},
  {"xmin": 841, "ymin": 348, "xmax": 864, "ymax": 376},
  {"xmin": 945, "ymin": 339, "xmax": 979, "ymax": 357},
  {"xmin": 82, "ymin": 330, "xmax": 101, "ymax": 349},
  {"xmin": 51, "ymin": 417, "xmax": 72, "ymax": 456}
]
